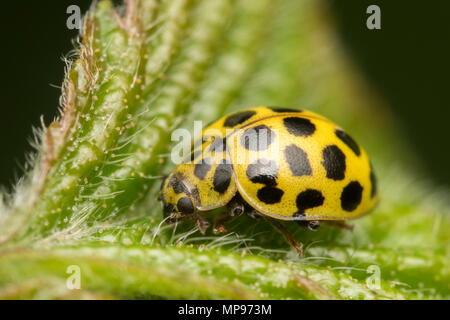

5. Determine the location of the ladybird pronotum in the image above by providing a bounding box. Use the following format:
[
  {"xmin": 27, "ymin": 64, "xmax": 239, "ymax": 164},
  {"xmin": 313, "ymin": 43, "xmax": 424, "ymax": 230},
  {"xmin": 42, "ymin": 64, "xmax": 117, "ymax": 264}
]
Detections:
[{"xmin": 160, "ymin": 106, "xmax": 378, "ymax": 254}]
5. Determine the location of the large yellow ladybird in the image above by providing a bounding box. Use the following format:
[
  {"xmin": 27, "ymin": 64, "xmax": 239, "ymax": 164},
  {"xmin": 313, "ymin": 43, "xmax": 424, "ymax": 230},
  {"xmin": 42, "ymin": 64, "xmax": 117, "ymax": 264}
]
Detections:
[{"xmin": 160, "ymin": 106, "xmax": 378, "ymax": 254}]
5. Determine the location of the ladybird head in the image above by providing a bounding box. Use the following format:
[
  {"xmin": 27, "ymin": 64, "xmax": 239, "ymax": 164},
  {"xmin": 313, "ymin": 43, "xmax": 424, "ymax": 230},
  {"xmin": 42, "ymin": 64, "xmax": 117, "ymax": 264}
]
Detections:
[{"xmin": 160, "ymin": 173, "xmax": 196, "ymax": 220}]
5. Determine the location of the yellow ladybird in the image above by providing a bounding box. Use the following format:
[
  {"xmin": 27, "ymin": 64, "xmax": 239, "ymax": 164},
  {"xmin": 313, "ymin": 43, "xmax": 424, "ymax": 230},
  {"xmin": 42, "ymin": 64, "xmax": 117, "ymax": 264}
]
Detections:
[{"xmin": 160, "ymin": 106, "xmax": 378, "ymax": 254}]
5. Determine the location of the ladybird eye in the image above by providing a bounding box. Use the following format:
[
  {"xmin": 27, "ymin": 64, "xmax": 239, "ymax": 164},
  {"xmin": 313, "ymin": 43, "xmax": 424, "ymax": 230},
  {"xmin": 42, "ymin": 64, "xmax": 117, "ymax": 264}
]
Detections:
[{"xmin": 177, "ymin": 197, "xmax": 194, "ymax": 214}]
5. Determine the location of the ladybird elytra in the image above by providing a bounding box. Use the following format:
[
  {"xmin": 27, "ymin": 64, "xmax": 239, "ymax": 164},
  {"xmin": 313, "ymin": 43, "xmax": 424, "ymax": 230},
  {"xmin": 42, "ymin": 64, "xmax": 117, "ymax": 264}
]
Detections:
[{"xmin": 160, "ymin": 106, "xmax": 378, "ymax": 252}]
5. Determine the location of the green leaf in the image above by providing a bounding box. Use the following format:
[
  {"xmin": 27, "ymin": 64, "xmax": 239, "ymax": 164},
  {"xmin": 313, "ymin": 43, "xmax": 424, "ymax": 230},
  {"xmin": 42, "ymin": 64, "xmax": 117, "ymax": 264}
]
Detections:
[{"xmin": 0, "ymin": 0, "xmax": 448, "ymax": 299}]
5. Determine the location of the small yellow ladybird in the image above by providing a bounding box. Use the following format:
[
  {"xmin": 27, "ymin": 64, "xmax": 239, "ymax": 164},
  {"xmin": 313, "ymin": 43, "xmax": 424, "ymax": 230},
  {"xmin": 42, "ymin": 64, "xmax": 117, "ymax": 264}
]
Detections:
[{"xmin": 160, "ymin": 106, "xmax": 378, "ymax": 254}]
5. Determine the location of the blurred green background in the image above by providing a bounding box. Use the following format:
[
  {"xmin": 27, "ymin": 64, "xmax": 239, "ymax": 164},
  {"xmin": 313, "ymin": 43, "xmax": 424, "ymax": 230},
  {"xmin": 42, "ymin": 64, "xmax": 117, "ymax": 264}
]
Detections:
[{"xmin": 1, "ymin": 0, "xmax": 449, "ymax": 190}]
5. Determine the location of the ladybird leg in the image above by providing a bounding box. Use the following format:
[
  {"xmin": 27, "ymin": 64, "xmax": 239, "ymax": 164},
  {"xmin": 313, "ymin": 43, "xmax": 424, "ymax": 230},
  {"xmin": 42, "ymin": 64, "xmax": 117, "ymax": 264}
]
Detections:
[
  {"xmin": 167, "ymin": 211, "xmax": 210, "ymax": 234},
  {"xmin": 264, "ymin": 218, "xmax": 303, "ymax": 255},
  {"xmin": 323, "ymin": 220, "xmax": 354, "ymax": 231},
  {"xmin": 213, "ymin": 212, "xmax": 232, "ymax": 234},
  {"xmin": 297, "ymin": 220, "xmax": 321, "ymax": 231},
  {"xmin": 227, "ymin": 196, "xmax": 245, "ymax": 217},
  {"xmin": 213, "ymin": 196, "xmax": 245, "ymax": 234},
  {"xmin": 195, "ymin": 213, "xmax": 210, "ymax": 235},
  {"xmin": 166, "ymin": 212, "xmax": 195, "ymax": 225}
]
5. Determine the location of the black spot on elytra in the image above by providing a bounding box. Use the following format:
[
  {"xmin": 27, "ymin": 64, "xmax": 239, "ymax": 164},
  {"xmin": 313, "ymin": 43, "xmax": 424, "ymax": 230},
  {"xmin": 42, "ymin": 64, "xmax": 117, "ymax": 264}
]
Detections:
[
  {"xmin": 208, "ymin": 137, "xmax": 227, "ymax": 153},
  {"xmin": 240, "ymin": 125, "xmax": 275, "ymax": 151},
  {"xmin": 370, "ymin": 162, "xmax": 377, "ymax": 198},
  {"xmin": 177, "ymin": 197, "xmax": 194, "ymax": 214},
  {"xmin": 283, "ymin": 117, "xmax": 315, "ymax": 137},
  {"xmin": 257, "ymin": 186, "xmax": 284, "ymax": 204},
  {"xmin": 268, "ymin": 106, "xmax": 303, "ymax": 113},
  {"xmin": 341, "ymin": 181, "xmax": 363, "ymax": 211},
  {"xmin": 246, "ymin": 159, "xmax": 278, "ymax": 186},
  {"xmin": 194, "ymin": 158, "xmax": 211, "ymax": 180},
  {"xmin": 168, "ymin": 175, "xmax": 188, "ymax": 194},
  {"xmin": 284, "ymin": 144, "xmax": 312, "ymax": 176},
  {"xmin": 335, "ymin": 128, "xmax": 361, "ymax": 156},
  {"xmin": 296, "ymin": 189, "xmax": 324, "ymax": 212},
  {"xmin": 224, "ymin": 110, "xmax": 256, "ymax": 127},
  {"xmin": 322, "ymin": 145, "xmax": 346, "ymax": 181},
  {"xmin": 213, "ymin": 161, "xmax": 233, "ymax": 193}
]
